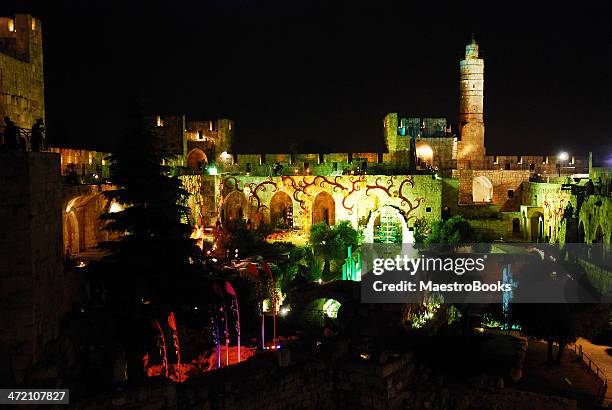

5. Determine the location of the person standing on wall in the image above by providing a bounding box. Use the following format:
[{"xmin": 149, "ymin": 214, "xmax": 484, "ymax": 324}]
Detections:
[
  {"xmin": 31, "ymin": 119, "xmax": 45, "ymax": 152},
  {"xmin": 2, "ymin": 116, "xmax": 19, "ymax": 150}
]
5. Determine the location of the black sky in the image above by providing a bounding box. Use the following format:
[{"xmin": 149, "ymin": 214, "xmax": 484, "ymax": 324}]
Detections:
[{"xmin": 3, "ymin": 1, "xmax": 611, "ymax": 155}]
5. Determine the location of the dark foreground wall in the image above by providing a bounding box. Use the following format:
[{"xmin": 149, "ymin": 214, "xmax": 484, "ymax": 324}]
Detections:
[
  {"xmin": 70, "ymin": 348, "xmax": 577, "ymax": 410},
  {"xmin": 0, "ymin": 152, "xmax": 67, "ymax": 385}
]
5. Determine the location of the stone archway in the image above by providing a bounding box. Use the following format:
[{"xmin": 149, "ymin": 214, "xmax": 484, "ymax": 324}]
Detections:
[
  {"xmin": 64, "ymin": 209, "xmax": 80, "ymax": 255},
  {"xmin": 63, "ymin": 194, "xmax": 109, "ymax": 254},
  {"xmin": 312, "ymin": 192, "xmax": 335, "ymax": 226},
  {"xmin": 593, "ymin": 225, "xmax": 605, "ymax": 260},
  {"xmin": 186, "ymin": 148, "xmax": 208, "ymax": 170},
  {"xmin": 512, "ymin": 218, "xmax": 520, "ymax": 236},
  {"xmin": 594, "ymin": 225, "xmax": 604, "ymax": 244},
  {"xmin": 222, "ymin": 191, "xmax": 247, "ymax": 225},
  {"xmin": 472, "ymin": 176, "xmax": 493, "ymax": 203},
  {"xmin": 415, "ymin": 140, "xmax": 434, "ymax": 168},
  {"xmin": 284, "ymin": 280, "xmax": 358, "ymax": 329},
  {"xmin": 529, "ymin": 211, "xmax": 544, "ymax": 242},
  {"xmin": 364, "ymin": 205, "xmax": 412, "ymax": 244},
  {"xmin": 270, "ymin": 191, "xmax": 293, "ymax": 228}
]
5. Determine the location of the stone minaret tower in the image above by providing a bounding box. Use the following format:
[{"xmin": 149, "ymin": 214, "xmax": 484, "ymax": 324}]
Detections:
[{"xmin": 457, "ymin": 35, "xmax": 485, "ymax": 167}]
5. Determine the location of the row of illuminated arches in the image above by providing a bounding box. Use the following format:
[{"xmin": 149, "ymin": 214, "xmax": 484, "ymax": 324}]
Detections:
[
  {"xmin": 578, "ymin": 221, "xmax": 607, "ymax": 245},
  {"xmin": 222, "ymin": 190, "xmax": 336, "ymax": 227},
  {"xmin": 223, "ymin": 190, "xmax": 412, "ymax": 243}
]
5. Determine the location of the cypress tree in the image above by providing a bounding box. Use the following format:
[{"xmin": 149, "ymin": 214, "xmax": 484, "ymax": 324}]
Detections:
[{"xmin": 99, "ymin": 109, "xmax": 197, "ymax": 304}]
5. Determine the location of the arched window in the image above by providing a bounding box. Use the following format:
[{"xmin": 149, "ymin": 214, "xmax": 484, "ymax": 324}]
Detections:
[
  {"xmin": 270, "ymin": 192, "xmax": 293, "ymax": 228},
  {"xmin": 312, "ymin": 192, "xmax": 335, "ymax": 226},
  {"xmin": 512, "ymin": 218, "xmax": 520, "ymax": 234},
  {"xmin": 415, "ymin": 141, "xmax": 434, "ymax": 167},
  {"xmin": 472, "ymin": 176, "xmax": 493, "ymax": 203},
  {"xmin": 186, "ymin": 148, "xmax": 208, "ymax": 170}
]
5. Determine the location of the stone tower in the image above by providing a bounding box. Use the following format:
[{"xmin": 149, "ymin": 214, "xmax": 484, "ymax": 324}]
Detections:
[
  {"xmin": 0, "ymin": 14, "xmax": 45, "ymax": 129},
  {"xmin": 457, "ymin": 35, "xmax": 485, "ymax": 167}
]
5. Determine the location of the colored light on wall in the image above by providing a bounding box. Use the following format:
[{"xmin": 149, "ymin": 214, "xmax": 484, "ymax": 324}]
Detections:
[
  {"xmin": 323, "ymin": 299, "xmax": 341, "ymax": 319},
  {"xmin": 342, "ymin": 245, "xmax": 362, "ymax": 281}
]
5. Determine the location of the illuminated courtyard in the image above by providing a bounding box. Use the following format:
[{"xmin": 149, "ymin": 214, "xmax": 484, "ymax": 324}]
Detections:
[{"xmin": 1, "ymin": 3, "xmax": 611, "ymax": 409}]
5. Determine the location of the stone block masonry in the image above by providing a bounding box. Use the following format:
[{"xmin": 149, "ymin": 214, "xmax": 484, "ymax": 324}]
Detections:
[
  {"xmin": 199, "ymin": 174, "xmax": 442, "ymax": 233},
  {"xmin": 72, "ymin": 349, "xmax": 579, "ymax": 410},
  {"xmin": 0, "ymin": 15, "xmax": 45, "ymax": 129},
  {"xmin": 0, "ymin": 152, "xmax": 67, "ymax": 385},
  {"xmin": 453, "ymin": 169, "xmax": 530, "ymax": 212}
]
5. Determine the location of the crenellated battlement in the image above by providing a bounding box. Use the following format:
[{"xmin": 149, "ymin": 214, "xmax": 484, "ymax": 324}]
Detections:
[
  {"xmin": 0, "ymin": 14, "xmax": 42, "ymax": 62},
  {"xmin": 0, "ymin": 14, "xmax": 44, "ymax": 129}
]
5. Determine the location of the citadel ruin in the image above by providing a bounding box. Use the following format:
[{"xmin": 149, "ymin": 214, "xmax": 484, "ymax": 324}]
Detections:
[{"xmin": 0, "ymin": 13, "xmax": 610, "ymax": 403}]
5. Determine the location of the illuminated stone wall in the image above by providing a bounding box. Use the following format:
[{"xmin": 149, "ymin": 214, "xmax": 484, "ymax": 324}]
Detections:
[
  {"xmin": 61, "ymin": 187, "xmax": 114, "ymax": 254},
  {"xmin": 383, "ymin": 113, "xmax": 407, "ymax": 152},
  {"xmin": 579, "ymin": 195, "xmax": 611, "ymax": 245},
  {"xmin": 199, "ymin": 174, "xmax": 442, "ymax": 236},
  {"xmin": 522, "ymin": 182, "xmax": 573, "ymax": 240},
  {"xmin": 382, "ymin": 114, "xmax": 457, "ymax": 172},
  {"xmin": 457, "ymin": 38, "xmax": 485, "ymax": 166},
  {"xmin": 453, "ymin": 169, "xmax": 530, "ymax": 211},
  {"xmin": 590, "ymin": 164, "xmax": 612, "ymax": 196},
  {"xmin": 182, "ymin": 174, "xmax": 219, "ymax": 227},
  {"xmin": 520, "ymin": 180, "xmax": 611, "ymax": 245},
  {"xmin": 0, "ymin": 15, "xmax": 44, "ymax": 129},
  {"xmin": 415, "ymin": 136, "xmax": 457, "ymax": 172},
  {"xmin": 482, "ymin": 154, "xmax": 589, "ymax": 176},
  {"xmin": 48, "ymin": 148, "xmax": 109, "ymax": 179}
]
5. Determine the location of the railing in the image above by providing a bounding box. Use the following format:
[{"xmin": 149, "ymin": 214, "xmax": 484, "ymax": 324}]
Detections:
[
  {"xmin": 570, "ymin": 343, "xmax": 608, "ymax": 397},
  {"xmin": 0, "ymin": 124, "xmax": 44, "ymax": 151}
]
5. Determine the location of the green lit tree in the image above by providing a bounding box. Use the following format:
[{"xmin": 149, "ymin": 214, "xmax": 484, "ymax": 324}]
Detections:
[
  {"xmin": 426, "ymin": 215, "xmax": 477, "ymax": 244},
  {"xmin": 309, "ymin": 222, "xmax": 335, "ymax": 276},
  {"xmin": 424, "ymin": 215, "xmax": 492, "ymax": 252},
  {"xmin": 99, "ymin": 109, "xmax": 198, "ymax": 304},
  {"xmin": 309, "ymin": 221, "xmax": 359, "ymax": 277},
  {"xmin": 413, "ymin": 217, "xmax": 431, "ymax": 243}
]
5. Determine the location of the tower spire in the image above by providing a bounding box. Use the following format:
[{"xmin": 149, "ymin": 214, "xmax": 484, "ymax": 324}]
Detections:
[
  {"xmin": 465, "ymin": 34, "xmax": 479, "ymax": 59},
  {"xmin": 457, "ymin": 35, "xmax": 485, "ymax": 166}
]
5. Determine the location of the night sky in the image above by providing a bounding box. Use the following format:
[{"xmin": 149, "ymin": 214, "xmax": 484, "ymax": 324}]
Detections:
[{"xmin": 3, "ymin": 1, "xmax": 611, "ymax": 156}]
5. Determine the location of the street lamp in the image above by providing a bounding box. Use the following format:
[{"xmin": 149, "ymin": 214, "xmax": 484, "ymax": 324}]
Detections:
[{"xmin": 557, "ymin": 152, "xmax": 569, "ymax": 177}]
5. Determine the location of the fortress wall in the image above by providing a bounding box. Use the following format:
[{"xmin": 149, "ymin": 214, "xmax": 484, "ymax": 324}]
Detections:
[
  {"xmin": 453, "ymin": 169, "xmax": 530, "ymax": 211},
  {"xmin": 221, "ymin": 152, "xmax": 396, "ymax": 176},
  {"xmin": 482, "ymin": 155, "xmax": 589, "ymax": 175},
  {"xmin": 211, "ymin": 174, "xmax": 441, "ymax": 232},
  {"xmin": 294, "ymin": 153, "xmax": 320, "ymax": 164},
  {"xmin": 265, "ymin": 153, "xmax": 292, "ymax": 163},
  {"xmin": 0, "ymin": 15, "xmax": 44, "ymax": 129},
  {"xmin": 579, "ymin": 195, "xmax": 612, "ymax": 245},
  {"xmin": 325, "ymin": 153, "xmax": 349, "ymax": 163},
  {"xmin": 352, "ymin": 152, "xmax": 378, "ymax": 163},
  {"xmin": 0, "ymin": 152, "xmax": 66, "ymax": 385},
  {"xmin": 522, "ymin": 181, "xmax": 573, "ymax": 243},
  {"xmin": 416, "ymin": 137, "xmax": 457, "ymax": 170}
]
